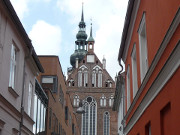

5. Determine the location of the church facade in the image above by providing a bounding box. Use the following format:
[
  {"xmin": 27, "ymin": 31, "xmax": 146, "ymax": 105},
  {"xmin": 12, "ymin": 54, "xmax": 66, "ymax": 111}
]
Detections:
[{"xmin": 67, "ymin": 6, "xmax": 118, "ymax": 135}]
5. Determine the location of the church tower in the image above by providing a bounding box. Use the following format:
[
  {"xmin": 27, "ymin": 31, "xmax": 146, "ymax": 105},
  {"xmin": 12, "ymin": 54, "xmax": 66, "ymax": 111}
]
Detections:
[{"xmin": 67, "ymin": 4, "xmax": 118, "ymax": 135}]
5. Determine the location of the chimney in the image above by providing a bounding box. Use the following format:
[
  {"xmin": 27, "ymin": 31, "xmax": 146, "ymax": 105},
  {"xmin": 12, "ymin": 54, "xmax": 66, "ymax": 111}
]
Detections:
[
  {"xmin": 102, "ymin": 56, "xmax": 106, "ymax": 69},
  {"xmin": 76, "ymin": 58, "xmax": 79, "ymax": 68}
]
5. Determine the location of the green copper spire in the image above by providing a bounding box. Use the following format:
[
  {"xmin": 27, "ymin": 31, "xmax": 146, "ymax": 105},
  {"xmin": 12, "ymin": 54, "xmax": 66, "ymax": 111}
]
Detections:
[
  {"xmin": 88, "ymin": 23, "xmax": 95, "ymax": 42},
  {"xmin": 70, "ymin": 3, "xmax": 88, "ymax": 67},
  {"xmin": 81, "ymin": 3, "xmax": 84, "ymax": 22}
]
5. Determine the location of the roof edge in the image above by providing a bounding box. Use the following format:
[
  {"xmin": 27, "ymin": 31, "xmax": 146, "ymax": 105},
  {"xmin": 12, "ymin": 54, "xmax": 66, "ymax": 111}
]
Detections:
[
  {"xmin": 118, "ymin": 0, "xmax": 135, "ymax": 62},
  {"xmin": 3, "ymin": 0, "xmax": 44, "ymax": 73}
]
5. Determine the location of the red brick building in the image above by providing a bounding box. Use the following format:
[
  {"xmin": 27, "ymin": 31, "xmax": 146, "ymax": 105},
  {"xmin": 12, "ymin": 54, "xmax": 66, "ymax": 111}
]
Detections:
[
  {"xmin": 116, "ymin": 0, "xmax": 180, "ymax": 135},
  {"xmin": 66, "ymin": 6, "xmax": 118, "ymax": 135},
  {"xmin": 37, "ymin": 56, "xmax": 80, "ymax": 135}
]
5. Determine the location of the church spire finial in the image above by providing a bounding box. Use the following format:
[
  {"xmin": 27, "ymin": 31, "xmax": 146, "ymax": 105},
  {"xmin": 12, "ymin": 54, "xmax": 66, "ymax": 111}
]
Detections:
[
  {"xmin": 90, "ymin": 19, "xmax": 93, "ymax": 37},
  {"xmin": 88, "ymin": 19, "xmax": 95, "ymax": 42},
  {"xmin": 81, "ymin": 2, "xmax": 84, "ymax": 22}
]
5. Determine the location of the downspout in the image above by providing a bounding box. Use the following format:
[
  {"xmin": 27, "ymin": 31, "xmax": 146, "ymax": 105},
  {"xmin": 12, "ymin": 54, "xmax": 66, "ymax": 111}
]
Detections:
[
  {"xmin": 118, "ymin": 60, "xmax": 125, "ymax": 134},
  {"xmin": 19, "ymin": 47, "xmax": 33, "ymax": 135}
]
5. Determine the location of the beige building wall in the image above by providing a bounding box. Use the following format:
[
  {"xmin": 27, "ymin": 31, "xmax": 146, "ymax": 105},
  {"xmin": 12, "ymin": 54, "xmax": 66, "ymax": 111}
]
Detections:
[{"xmin": 0, "ymin": 0, "xmax": 43, "ymax": 134}]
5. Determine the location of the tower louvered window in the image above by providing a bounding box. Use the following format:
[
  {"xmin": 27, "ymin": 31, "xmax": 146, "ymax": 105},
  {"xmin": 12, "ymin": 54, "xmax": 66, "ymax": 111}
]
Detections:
[
  {"xmin": 103, "ymin": 112, "xmax": 110, "ymax": 135},
  {"xmin": 82, "ymin": 97, "xmax": 97, "ymax": 135}
]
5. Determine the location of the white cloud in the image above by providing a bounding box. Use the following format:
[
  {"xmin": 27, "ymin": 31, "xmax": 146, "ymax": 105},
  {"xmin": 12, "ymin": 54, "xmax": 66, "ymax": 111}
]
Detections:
[
  {"xmin": 56, "ymin": 0, "xmax": 128, "ymax": 78},
  {"xmin": 29, "ymin": 20, "xmax": 61, "ymax": 55},
  {"xmin": 10, "ymin": 0, "xmax": 29, "ymax": 20}
]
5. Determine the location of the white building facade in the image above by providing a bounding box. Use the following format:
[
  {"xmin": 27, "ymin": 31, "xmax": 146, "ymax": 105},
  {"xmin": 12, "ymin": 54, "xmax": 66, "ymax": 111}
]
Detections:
[{"xmin": 0, "ymin": 0, "xmax": 44, "ymax": 134}]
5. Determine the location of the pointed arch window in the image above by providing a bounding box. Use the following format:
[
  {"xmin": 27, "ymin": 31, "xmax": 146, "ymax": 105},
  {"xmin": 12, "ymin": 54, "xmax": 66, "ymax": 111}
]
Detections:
[
  {"xmin": 78, "ymin": 71, "xmax": 82, "ymax": 87},
  {"xmin": 98, "ymin": 71, "xmax": 102, "ymax": 87},
  {"xmin": 105, "ymin": 79, "xmax": 112, "ymax": 88},
  {"xmin": 92, "ymin": 71, "xmax": 96, "ymax": 87},
  {"xmin": 68, "ymin": 78, "xmax": 75, "ymax": 87},
  {"xmin": 109, "ymin": 95, "xmax": 114, "ymax": 107},
  {"xmin": 100, "ymin": 95, "xmax": 106, "ymax": 107},
  {"xmin": 84, "ymin": 71, "xmax": 88, "ymax": 87},
  {"xmin": 73, "ymin": 95, "xmax": 80, "ymax": 107},
  {"xmin": 103, "ymin": 112, "xmax": 110, "ymax": 135},
  {"xmin": 82, "ymin": 97, "xmax": 97, "ymax": 135}
]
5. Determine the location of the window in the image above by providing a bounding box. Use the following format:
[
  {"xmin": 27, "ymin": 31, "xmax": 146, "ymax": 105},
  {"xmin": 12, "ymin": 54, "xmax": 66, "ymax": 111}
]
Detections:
[
  {"xmin": 82, "ymin": 97, "xmax": 97, "ymax": 135},
  {"xmin": 89, "ymin": 44, "xmax": 92, "ymax": 49},
  {"xmin": 126, "ymin": 65, "xmax": 130, "ymax": 110},
  {"xmin": 69, "ymin": 113, "xmax": 72, "ymax": 126},
  {"xmin": 105, "ymin": 79, "xmax": 112, "ymax": 88},
  {"xmin": 145, "ymin": 122, "xmax": 151, "ymax": 135},
  {"xmin": 9, "ymin": 44, "xmax": 16, "ymax": 89},
  {"xmin": 72, "ymin": 123, "xmax": 75, "ymax": 134},
  {"xmin": 103, "ymin": 112, "xmax": 110, "ymax": 135},
  {"xmin": 160, "ymin": 103, "xmax": 171, "ymax": 135},
  {"xmin": 78, "ymin": 71, "xmax": 82, "ymax": 87},
  {"xmin": 131, "ymin": 44, "xmax": 138, "ymax": 98},
  {"xmin": 138, "ymin": 13, "xmax": 148, "ymax": 82},
  {"xmin": 65, "ymin": 106, "xmax": 68, "ymax": 121},
  {"xmin": 100, "ymin": 95, "xmax": 106, "ymax": 107},
  {"xmin": 84, "ymin": 71, "xmax": 88, "ymax": 87},
  {"xmin": 59, "ymin": 85, "xmax": 64, "ymax": 106},
  {"xmin": 73, "ymin": 95, "xmax": 80, "ymax": 107},
  {"xmin": 33, "ymin": 80, "xmax": 47, "ymax": 134},
  {"xmin": 27, "ymin": 82, "xmax": 33, "ymax": 116},
  {"xmin": 98, "ymin": 71, "xmax": 102, "ymax": 87},
  {"xmin": 42, "ymin": 76, "xmax": 58, "ymax": 93},
  {"xmin": 109, "ymin": 95, "xmax": 114, "ymax": 107},
  {"xmin": 92, "ymin": 71, "xmax": 96, "ymax": 87}
]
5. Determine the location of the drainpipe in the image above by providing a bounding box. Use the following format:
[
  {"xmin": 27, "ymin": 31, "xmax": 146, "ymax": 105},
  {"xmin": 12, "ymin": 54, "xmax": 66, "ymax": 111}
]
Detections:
[
  {"xmin": 118, "ymin": 60, "xmax": 125, "ymax": 134},
  {"xmin": 19, "ymin": 47, "xmax": 33, "ymax": 135}
]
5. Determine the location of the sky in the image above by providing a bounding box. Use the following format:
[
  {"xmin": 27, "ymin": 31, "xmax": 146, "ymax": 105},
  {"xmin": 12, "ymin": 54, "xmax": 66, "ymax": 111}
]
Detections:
[{"xmin": 10, "ymin": 0, "xmax": 128, "ymax": 79}]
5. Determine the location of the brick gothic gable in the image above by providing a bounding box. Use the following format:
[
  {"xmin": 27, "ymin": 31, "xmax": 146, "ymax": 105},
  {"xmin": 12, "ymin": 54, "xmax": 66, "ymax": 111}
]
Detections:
[{"xmin": 67, "ymin": 51, "xmax": 118, "ymax": 135}]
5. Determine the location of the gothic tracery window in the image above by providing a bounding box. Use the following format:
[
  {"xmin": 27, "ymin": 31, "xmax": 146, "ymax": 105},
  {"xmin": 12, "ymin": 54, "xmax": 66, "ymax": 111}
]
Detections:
[
  {"xmin": 92, "ymin": 65, "xmax": 102, "ymax": 88},
  {"xmin": 103, "ymin": 111, "xmax": 110, "ymax": 135},
  {"xmin": 105, "ymin": 79, "xmax": 112, "ymax": 88},
  {"xmin": 109, "ymin": 95, "xmax": 114, "ymax": 107},
  {"xmin": 68, "ymin": 78, "xmax": 75, "ymax": 87},
  {"xmin": 73, "ymin": 95, "xmax": 80, "ymax": 107},
  {"xmin": 82, "ymin": 97, "xmax": 97, "ymax": 135},
  {"xmin": 78, "ymin": 65, "xmax": 88, "ymax": 87},
  {"xmin": 100, "ymin": 94, "xmax": 106, "ymax": 107}
]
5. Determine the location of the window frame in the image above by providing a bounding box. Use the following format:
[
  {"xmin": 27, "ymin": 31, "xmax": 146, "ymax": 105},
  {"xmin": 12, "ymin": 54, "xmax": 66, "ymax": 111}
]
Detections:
[
  {"xmin": 27, "ymin": 82, "xmax": 33, "ymax": 116},
  {"xmin": 41, "ymin": 75, "xmax": 58, "ymax": 93},
  {"xmin": 131, "ymin": 43, "xmax": 138, "ymax": 98},
  {"xmin": 126, "ymin": 65, "xmax": 131, "ymax": 110},
  {"xmin": 103, "ymin": 111, "xmax": 110, "ymax": 135},
  {"xmin": 9, "ymin": 44, "xmax": 17, "ymax": 89},
  {"xmin": 138, "ymin": 12, "xmax": 148, "ymax": 82}
]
